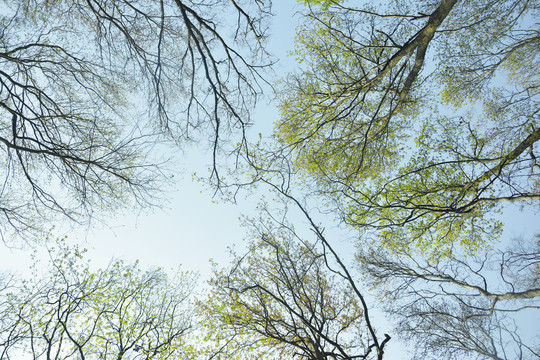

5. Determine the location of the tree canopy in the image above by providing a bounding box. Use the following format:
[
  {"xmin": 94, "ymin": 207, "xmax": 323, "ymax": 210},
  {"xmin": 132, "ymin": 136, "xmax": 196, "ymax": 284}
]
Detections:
[
  {"xmin": 274, "ymin": 0, "xmax": 540, "ymax": 256},
  {"xmin": 357, "ymin": 238, "xmax": 540, "ymax": 359},
  {"xmin": 201, "ymin": 206, "xmax": 390, "ymax": 360},
  {"xmin": 0, "ymin": 0, "xmax": 271, "ymax": 242},
  {"xmin": 0, "ymin": 240, "xmax": 196, "ymax": 359}
]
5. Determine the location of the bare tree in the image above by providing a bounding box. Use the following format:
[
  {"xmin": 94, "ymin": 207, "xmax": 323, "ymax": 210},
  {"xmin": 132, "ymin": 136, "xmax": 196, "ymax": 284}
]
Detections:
[
  {"xmin": 356, "ymin": 238, "xmax": 540, "ymax": 359},
  {"xmin": 0, "ymin": 0, "xmax": 272, "ymax": 242},
  {"xmin": 0, "ymin": 242, "xmax": 196, "ymax": 359}
]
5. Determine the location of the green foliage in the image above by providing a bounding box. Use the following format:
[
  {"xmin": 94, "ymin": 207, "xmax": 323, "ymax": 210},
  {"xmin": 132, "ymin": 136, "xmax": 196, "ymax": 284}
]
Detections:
[
  {"xmin": 277, "ymin": 10, "xmax": 413, "ymax": 186},
  {"xmin": 298, "ymin": 0, "xmax": 344, "ymax": 10},
  {"xmin": 199, "ymin": 212, "xmax": 370, "ymax": 359},
  {"xmin": 0, "ymin": 239, "xmax": 196, "ymax": 359},
  {"xmin": 272, "ymin": 0, "xmax": 540, "ymax": 257}
]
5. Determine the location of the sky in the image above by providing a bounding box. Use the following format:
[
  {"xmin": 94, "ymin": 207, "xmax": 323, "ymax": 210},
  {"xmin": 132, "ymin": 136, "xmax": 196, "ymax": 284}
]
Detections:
[{"xmin": 1, "ymin": 1, "xmax": 539, "ymax": 358}]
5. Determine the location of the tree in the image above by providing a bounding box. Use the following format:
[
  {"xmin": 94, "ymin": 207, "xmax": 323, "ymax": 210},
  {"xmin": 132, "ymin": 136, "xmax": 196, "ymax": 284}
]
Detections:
[
  {"xmin": 273, "ymin": 0, "xmax": 540, "ymax": 256},
  {"xmin": 0, "ymin": 0, "xmax": 272, "ymax": 242},
  {"xmin": 200, "ymin": 205, "xmax": 390, "ymax": 360},
  {"xmin": 0, "ymin": 240, "xmax": 196, "ymax": 359},
  {"xmin": 356, "ymin": 238, "xmax": 540, "ymax": 359}
]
